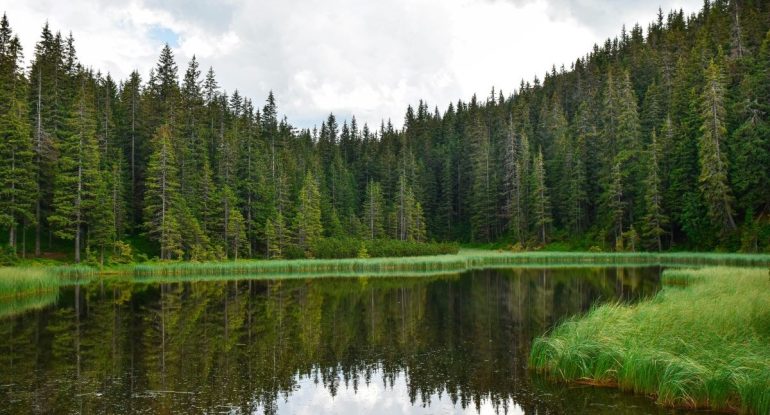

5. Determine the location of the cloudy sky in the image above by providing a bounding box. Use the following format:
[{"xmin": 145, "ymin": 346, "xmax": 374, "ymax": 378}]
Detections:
[{"xmin": 2, "ymin": 0, "xmax": 701, "ymax": 129}]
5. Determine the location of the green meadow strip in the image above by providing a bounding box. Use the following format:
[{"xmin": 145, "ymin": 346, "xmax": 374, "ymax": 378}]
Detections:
[
  {"xmin": 129, "ymin": 250, "xmax": 770, "ymax": 278},
  {"xmin": 0, "ymin": 266, "xmax": 96, "ymax": 298},
  {"xmin": 530, "ymin": 267, "xmax": 770, "ymax": 414}
]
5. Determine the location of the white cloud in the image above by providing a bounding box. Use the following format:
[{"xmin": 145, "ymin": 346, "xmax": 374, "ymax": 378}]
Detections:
[{"xmin": 0, "ymin": 0, "xmax": 702, "ymax": 129}]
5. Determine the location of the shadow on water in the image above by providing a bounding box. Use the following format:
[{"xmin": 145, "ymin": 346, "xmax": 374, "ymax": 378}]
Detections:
[{"xmin": 0, "ymin": 266, "xmax": 701, "ymax": 414}]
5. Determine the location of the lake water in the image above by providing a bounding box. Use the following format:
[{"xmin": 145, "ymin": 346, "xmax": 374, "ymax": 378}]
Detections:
[{"xmin": 0, "ymin": 267, "xmax": 701, "ymax": 414}]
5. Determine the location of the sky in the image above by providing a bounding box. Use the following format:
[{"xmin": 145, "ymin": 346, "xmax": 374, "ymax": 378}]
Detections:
[
  {"xmin": 1, "ymin": 0, "xmax": 702, "ymax": 130},
  {"xmin": 272, "ymin": 369, "xmax": 523, "ymax": 415}
]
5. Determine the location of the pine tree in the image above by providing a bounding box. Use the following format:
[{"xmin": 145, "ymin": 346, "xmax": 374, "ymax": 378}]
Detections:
[
  {"xmin": 226, "ymin": 207, "xmax": 247, "ymax": 260},
  {"xmin": 0, "ymin": 15, "xmax": 36, "ymax": 250},
  {"xmin": 88, "ymin": 170, "xmax": 115, "ymax": 265},
  {"xmin": 215, "ymin": 185, "xmax": 239, "ymax": 258},
  {"xmin": 265, "ymin": 211, "xmax": 286, "ymax": 259},
  {"xmin": 48, "ymin": 77, "xmax": 101, "ymax": 263},
  {"xmin": 698, "ymin": 59, "xmax": 736, "ymax": 232},
  {"xmin": 642, "ymin": 130, "xmax": 669, "ymax": 251},
  {"xmin": 118, "ymin": 70, "xmax": 142, "ymax": 226},
  {"xmin": 293, "ymin": 171, "xmax": 322, "ymax": 252},
  {"xmin": 143, "ymin": 124, "xmax": 183, "ymax": 259},
  {"xmin": 469, "ymin": 115, "xmax": 494, "ymax": 242},
  {"xmin": 29, "ymin": 22, "xmax": 66, "ymax": 256},
  {"xmin": 362, "ymin": 180, "xmax": 385, "ymax": 240},
  {"xmin": 531, "ymin": 148, "xmax": 552, "ymax": 245},
  {"xmin": 607, "ymin": 160, "xmax": 626, "ymax": 249},
  {"xmin": 409, "ymin": 201, "xmax": 427, "ymax": 242}
]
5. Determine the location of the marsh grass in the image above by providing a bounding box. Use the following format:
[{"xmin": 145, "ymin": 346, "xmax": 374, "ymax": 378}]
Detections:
[
  {"xmin": 129, "ymin": 250, "xmax": 770, "ymax": 278},
  {"xmin": 530, "ymin": 267, "xmax": 770, "ymax": 413},
  {"xmin": 0, "ymin": 266, "xmax": 95, "ymax": 298}
]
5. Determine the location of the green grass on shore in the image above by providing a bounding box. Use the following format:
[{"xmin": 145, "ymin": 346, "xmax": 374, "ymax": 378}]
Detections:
[
  {"xmin": 530, "ymin": 267, "xmax": 770, "ymax": 413},
  {"xmin": 0, "ymin": 266, "xmax": 94, "ymax": 298},
  {"xmin": 3, "ymin": 249, "xmax": 770, "ymax": 282},
  {"xmin": 131, "ymin": 249, "xmax": 770, "ymax": 277}
]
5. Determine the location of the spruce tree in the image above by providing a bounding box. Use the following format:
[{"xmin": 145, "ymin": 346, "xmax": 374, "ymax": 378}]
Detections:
[
  {"xmin": 0, "ymin": 15, "xmax": 36, "ymax": 250},
  {"xmin": 362, "ymin": 180, "xmax": 385, "ymax": 240},
  {"xmin": 469, "ymin": 115, "xmax": 494, "ymax": 242},
  {"xmin": 698, "ymin": 59, "xmax": 736, "ymax": 232},
  {"xmin": 48, "ymin": 77, "xmax": 101, "ymax": 263},
  {"xmin": 607, "ymin": 160, "xmax": 626, "ymax": 249},
  {"xmin": 293, "ymin": 171, "xmax": 322, "ymax": 252},
  {"xmin": 531, "ymin": 148, "xmax": 552, "ymax": 245},
  {"xmin": 226, "ymin": 207, "xmax": 247, "ymax": 260},
  {"xmin": 143, "ymin": 124, "xmax": 183, "ymax": 259},
  {"xmin": 642, "ymin": 130, "xmax": 669, "ymax": 251}
]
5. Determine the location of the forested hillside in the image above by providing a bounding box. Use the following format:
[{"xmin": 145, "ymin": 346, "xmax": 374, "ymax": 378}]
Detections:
[{"xmin": 1, "ymin": 0, "xmax": 769, "ymax": 263}]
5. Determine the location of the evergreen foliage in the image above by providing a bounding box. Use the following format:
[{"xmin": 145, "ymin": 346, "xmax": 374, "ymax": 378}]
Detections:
[{"xmin": 1, "ymin": 2, "xmax": 770, "ymax": 260}]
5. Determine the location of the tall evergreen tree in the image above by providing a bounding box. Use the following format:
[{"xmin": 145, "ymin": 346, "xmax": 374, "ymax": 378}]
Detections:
[
  {"xmin": 362, "ymin": 180, "xmax": 385, "ymax": 240},
  {"xmin": 642, "ymin": 130, "xmax": 669, "ymax": 251},
  {"xmin": 698, "ymin": 59, "xmax": 736, "ymax": 232},
  {"xmin": 48, "ymin": 77, "xmax": 101, "ymax": 263},
  {"xmin": 531, "ymin": 148, "xmax": 552, "ymax": 245},
  {"xmin": 143, "ymin": 124, "xmax": 183, "ymax": 259},
  {"xmin": 293, "ymin": 171, "xmax": 323, "ymax": 253},
  {"xmin": 0, "ymin": 15, "xmax": 36, "ymax": 251}
]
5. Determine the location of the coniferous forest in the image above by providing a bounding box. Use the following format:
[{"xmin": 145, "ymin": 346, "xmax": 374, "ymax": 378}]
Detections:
[{"xmin": 1, "ymin": 1, "xmax": 770, "ymax": 263}]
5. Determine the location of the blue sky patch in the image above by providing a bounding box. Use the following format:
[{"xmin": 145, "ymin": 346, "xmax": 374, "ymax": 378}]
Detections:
[{"xmin": 149, "ymin": 26, "xmax": 179, "ymax": 48}]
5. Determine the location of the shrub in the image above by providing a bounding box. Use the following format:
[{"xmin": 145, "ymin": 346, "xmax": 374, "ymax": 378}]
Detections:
[
  {"xmin": 357, "ymin": 243, "xmax": 370, "ymax": 258},
  {"xmin": 112, "ymin": 241, "xmax": 134, "ymax": 264}
]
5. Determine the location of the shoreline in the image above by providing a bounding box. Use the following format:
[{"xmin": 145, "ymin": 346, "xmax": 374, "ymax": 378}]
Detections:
[
  {"xmin": 2, "ymin": 249, "xmax": 770, "ymax": 281},
  {"xmin": 529, "ymin": 267, "xmax": 770, "ymax": 414}
]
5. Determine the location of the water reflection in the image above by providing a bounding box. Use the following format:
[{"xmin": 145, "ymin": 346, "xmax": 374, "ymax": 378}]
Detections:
[{"xmin": 0, "ymin": 267, "xmax": 675, "ymax": 414}]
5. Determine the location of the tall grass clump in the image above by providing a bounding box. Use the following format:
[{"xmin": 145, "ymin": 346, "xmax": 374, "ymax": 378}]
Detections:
[
  {"xmin": 0, "ymin": 267, "xmax": 60, "ymax": 297},
  {"xmin": 0, "ymin": 266, "xmax": 94, "ymax": 298},
  {"xmin": 133, "ymin": 254, "xmax": 471, "ymax": 277},
  {"xmin": 129, "ymin": 249, "xmax": 770, "ymax": 279},
  {"xmin": 530, "ymin": 267, "xmax": 770, "ymax": 413}
]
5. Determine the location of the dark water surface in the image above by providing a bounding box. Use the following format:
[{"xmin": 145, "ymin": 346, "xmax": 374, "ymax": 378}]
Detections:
[{"xmin": 0, "ymin": 267, "xmax": 696, "ymax": 414}]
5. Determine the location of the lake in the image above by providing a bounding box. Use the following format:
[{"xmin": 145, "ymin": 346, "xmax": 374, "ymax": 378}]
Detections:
[{"xmin": 0, "ymin": 267, "xmax": 701, "ymax": 414}]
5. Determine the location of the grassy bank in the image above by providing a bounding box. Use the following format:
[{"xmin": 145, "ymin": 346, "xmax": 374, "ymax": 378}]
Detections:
[
  {"xmin": 530, "ymin": 267, "xmax": 770, "ymax": 413},
  {"xmin": 130, "ymin": 250, "xmax": 770, "ymax": 277},
  {"xmin": 2, "ymin": 250, "xmax": 770, "ymax": 281},
  {"xmin": 0, "ymin": 266, "xmax": 95, "ymax": 298}
]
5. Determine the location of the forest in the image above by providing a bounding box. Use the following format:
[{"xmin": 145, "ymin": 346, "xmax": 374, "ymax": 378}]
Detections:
[{"xmin": 1, "ymin": 0, "xmax": 770, "ymax": 264}]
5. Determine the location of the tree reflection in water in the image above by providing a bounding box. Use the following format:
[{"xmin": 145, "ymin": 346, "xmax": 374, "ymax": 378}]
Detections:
[{"xmin": 0, "ymin": 267, "xmax": 678, "ymax": 414}]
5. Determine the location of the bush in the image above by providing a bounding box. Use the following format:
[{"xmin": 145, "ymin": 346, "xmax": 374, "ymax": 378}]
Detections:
[
  {"xmin": 310, "ymin": 238, "xmax": 458, "ymax": 259},
  {"xmin": 112, "ymin": 241, "xmax": 134, "ymax": 264}
]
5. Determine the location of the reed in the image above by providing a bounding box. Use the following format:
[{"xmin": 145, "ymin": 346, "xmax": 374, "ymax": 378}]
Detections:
[
  {"xmin": 0, "ymin": 266, "xmax": 95, "ymax": 298},
  {"xmin": 530, "ymin": 267, "xmax": 770, "ymax": 413},
  {"xmin": 128, "ymin": 250, "xmax": 770, "ymax": 278}
]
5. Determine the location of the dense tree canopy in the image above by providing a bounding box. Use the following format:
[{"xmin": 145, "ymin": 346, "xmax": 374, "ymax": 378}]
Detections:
[{"xmin": 1, "ymin": 1, "xmax": 770, "ymax": 262}]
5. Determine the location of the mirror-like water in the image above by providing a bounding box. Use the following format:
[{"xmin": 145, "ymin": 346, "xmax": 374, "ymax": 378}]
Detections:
[{"xmin": 0, "ymin": 267, "xmax": 698, "ymax": 414}]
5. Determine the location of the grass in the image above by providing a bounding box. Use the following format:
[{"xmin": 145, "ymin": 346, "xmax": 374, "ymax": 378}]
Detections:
[
  {"xmin": 529, "ymin": 267, "xmax": 770, "ymax": 413},
  {"xmin": 0, "ymin": 266, "xmax": 95, "ymax": 298},
  {"xmin": 130, "ymin": 249, "xmax": 770, "ymax": 278},
  {"xmin": 3, "ymin": 249, "xmax": 770, "ymax": 282}
]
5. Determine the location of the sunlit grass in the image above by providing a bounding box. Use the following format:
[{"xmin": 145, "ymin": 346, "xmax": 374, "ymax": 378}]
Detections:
[
  {"xmin": 129, "ymin": 250, "xmax": 770, "ymax": 278},
  {"xmin": 0, "ymin": 266, "xmax": 95, "ymax": 298},
  {"xmin": 530, "ymin": 267, "xmax": 770, "ymax": 413}
]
